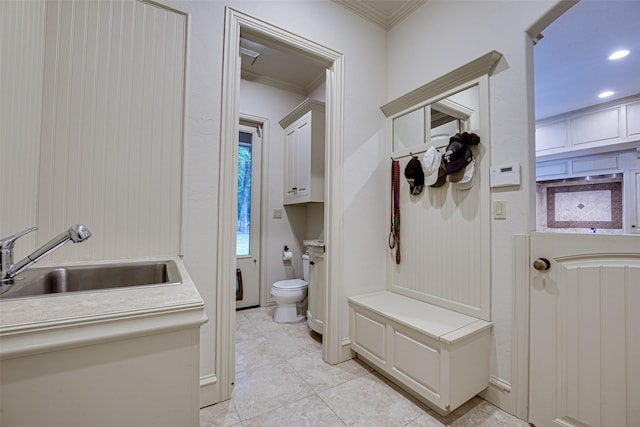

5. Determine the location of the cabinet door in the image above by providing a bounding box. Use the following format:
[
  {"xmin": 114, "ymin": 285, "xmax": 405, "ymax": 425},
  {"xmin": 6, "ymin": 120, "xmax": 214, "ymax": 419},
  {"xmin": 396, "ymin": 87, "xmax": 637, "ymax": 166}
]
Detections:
[
  {"xmin": 294, "ymin": 118, "xmax": 311, "ymax": 199},
  {"xmin": 283, "ymin": 127, "xmax": 298, "ymax": 201},
  {"xmin": 307, "ymin": 250, "xmax": 325, "ymax": 334}
]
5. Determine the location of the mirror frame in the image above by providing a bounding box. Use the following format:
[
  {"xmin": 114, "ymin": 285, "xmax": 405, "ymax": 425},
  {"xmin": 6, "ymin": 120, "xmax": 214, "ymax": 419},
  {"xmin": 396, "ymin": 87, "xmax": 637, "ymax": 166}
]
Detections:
[
  {"xmin": 383, "ymin": 51, "xmax": 502, "ymax": 160},
  {"xmin": 392, "ymin": 84, "xmax": 480, "ymax": 153}
]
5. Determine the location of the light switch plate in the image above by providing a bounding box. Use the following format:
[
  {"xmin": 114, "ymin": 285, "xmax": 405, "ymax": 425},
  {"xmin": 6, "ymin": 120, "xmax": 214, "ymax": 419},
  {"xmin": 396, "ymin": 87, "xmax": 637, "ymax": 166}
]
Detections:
[
  {"xmin": 493, "ymin": 200, "xmax": 507, "ymax": 219},
  {"xmin": 273, "ymin": 208, "xmax": 283, "ymax": 219}
]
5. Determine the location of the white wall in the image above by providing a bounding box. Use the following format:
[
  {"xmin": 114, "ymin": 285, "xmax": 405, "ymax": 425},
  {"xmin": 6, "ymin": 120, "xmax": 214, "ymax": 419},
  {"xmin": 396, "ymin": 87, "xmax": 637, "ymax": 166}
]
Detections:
[{"xmin": 386, "ymin": 0, "xmax": 565, "ymax": 413}]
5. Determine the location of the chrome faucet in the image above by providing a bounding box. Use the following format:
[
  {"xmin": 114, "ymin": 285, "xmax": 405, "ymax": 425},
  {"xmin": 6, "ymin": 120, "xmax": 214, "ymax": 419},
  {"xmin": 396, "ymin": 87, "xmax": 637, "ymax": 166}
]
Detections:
[{"xmin": 0, "ymin": 225, "xmax": 92, "ymax": 287}]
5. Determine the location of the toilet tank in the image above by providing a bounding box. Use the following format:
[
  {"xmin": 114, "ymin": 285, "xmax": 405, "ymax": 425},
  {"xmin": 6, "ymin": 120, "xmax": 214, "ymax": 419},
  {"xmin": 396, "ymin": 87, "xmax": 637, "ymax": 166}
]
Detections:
[{"xmin": 302, "ymin": 254, "xmax": 310, "ymax": 282}]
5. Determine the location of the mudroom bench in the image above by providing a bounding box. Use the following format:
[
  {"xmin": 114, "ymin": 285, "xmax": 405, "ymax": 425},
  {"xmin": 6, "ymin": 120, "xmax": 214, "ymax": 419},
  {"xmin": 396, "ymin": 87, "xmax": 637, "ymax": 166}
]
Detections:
[{"xmin": 348, "ymin": 290, "xmax": 493, "ymax": 415}]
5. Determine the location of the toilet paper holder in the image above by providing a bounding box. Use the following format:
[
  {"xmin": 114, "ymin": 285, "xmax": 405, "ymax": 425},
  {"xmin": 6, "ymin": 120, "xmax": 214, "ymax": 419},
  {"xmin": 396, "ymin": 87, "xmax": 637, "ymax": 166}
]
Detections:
[{"xmin": 282, "ymin": 245, "xmax": 293, "ymax": 261}]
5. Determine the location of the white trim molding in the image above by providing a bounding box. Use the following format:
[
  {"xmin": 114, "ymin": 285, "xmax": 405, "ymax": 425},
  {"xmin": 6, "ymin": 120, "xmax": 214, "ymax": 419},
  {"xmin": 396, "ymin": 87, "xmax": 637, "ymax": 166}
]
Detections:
[
  {"xmin": 512, "ymin": 233, "xmax": 530, "ymax": 421},
  {"xmin": 218, "ymin": 7, "xmax": 345, "ymax": 402},
  {"xmin": 331, "ymin": 0, "xmax": 426, "ymax": 31},
  {"xmin": 489, "ymin": 375, "xmax": 512, "ymax": 393},
  {"xmin": 199, "ymin": 374, "xmax": 218, "ymax": 408}
]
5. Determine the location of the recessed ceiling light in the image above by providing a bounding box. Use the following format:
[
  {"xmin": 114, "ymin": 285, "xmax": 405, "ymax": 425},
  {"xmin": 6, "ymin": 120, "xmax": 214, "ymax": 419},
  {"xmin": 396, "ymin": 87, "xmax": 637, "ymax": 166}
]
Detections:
[
  {"xmin": 598, "ymin": 91, "xmax": 615, "ymax": 98},
  {"xmin": 608, "ymin": 49, "xmax": 630, "ymax": 60}
]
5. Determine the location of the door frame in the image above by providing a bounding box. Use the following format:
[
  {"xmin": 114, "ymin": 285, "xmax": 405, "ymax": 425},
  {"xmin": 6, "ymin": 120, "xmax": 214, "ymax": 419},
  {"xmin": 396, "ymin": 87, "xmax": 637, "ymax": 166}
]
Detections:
[
  {"xmin": 236, "ymin": 116, "xmax": 266, "ymax": 309},
  {"xmin": 216, "ymin": 7, "xmax": 345, "ymax": 400},
  {"xmin": 511, "ymin": 0, "xmax": 582, "ymax": 420}
]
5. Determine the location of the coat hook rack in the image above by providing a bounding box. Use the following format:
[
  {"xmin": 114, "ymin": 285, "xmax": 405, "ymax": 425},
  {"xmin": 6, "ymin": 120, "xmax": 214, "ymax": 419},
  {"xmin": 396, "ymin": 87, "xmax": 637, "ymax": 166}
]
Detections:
[{"xmin": 390, "ymin": 147, "xmax": 429, "ymax": 161}]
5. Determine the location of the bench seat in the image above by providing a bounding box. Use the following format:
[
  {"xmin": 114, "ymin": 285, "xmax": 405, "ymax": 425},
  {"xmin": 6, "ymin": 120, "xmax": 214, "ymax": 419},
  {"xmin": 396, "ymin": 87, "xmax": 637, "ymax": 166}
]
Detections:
[{"xmin": 348, "ymin": 290, "xmax": 493, "ymax": 415}]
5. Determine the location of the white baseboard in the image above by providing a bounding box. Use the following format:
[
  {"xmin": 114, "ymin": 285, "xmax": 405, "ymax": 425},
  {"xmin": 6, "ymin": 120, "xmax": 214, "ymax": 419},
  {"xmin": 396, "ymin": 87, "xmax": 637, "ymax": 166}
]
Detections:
[
  {"xmin": 480, "ymin": 376, "xmax": 510, "ymax": 410},
  {"xmin": 488, "ymin": 375, "xmax": 512, "ymax": 392},
  {"xmin": 339, "ymin": 337, "xmax": 353, "ymax": 363},
  {"xmin": 199, "ymin": 374, "xmax": 218, "ymax": 408},
  {"xmin": 479, "ymin": 375, "xmax": 518, "ymax": 421}
]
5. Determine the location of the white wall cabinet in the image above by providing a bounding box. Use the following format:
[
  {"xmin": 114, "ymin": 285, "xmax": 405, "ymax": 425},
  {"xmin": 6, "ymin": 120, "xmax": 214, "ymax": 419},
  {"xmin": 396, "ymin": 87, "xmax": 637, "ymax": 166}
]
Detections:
[
  {"xmin": 536, "ymin": 96, "xmax": 640, "ymax": 160},
  {"xmin": 279, "ymin": 99, "xmax": 325, "ymax": 205}
]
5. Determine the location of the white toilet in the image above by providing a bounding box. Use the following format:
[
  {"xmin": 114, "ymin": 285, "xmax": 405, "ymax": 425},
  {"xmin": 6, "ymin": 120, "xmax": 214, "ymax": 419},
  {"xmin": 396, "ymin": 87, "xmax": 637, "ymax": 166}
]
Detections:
[{"xmin": 271, "ymin": 254, "xmax": 309, "ymax": 323}]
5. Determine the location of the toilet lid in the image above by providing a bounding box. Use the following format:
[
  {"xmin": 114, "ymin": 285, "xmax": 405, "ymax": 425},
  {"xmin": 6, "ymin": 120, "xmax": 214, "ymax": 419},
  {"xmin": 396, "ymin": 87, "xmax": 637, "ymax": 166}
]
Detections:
[{"xmin": 272, "ymin": 279, "xmax": 307, "ymax": 290}]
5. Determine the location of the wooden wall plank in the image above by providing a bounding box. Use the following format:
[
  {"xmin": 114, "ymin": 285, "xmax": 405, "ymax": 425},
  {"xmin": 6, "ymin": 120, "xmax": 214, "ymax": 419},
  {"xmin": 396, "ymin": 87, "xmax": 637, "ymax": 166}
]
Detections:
[{"xmin": 2, "ymin": 0, "xmax": 186, "ymax": 263}]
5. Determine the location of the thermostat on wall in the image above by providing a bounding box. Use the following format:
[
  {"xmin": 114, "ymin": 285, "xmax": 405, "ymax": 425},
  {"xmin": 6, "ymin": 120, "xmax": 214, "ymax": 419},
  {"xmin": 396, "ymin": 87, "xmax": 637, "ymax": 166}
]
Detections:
[{"xmin": 490, "ymin": 163, "xmax": 521, "ymax": 188}]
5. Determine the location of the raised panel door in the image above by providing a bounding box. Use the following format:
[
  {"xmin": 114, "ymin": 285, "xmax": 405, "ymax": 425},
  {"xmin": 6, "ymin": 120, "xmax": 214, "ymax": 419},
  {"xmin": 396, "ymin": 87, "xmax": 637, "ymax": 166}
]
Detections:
[
  {"xmin": 294, "ymin": 118, "xmax": 311, "ymax": 200},
  {"xmin": 283, "ymin": 127, "xmax": 298, "ymax": 201},
  {"xmin": 529, "ymin": 233, "xmax": 640, "ymax": 427}
]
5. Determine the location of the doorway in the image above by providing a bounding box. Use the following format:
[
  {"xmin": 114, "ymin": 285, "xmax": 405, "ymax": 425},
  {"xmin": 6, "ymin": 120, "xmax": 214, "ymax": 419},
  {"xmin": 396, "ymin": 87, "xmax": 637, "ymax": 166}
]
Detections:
[
  {"xmin": 217, "ymin": 7, "xmax": 345, "ymax": 401},
  {"xmin": 525, "ymin": 2, "xmax": 640, "ymax": 425}
]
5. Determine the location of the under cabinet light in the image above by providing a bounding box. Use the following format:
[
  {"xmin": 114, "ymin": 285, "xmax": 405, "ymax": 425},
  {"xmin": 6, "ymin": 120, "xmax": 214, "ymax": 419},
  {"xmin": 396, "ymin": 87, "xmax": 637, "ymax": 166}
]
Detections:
[{"xmin": 598, "ymin": 90, "xmax": 614, "ymax": 98}]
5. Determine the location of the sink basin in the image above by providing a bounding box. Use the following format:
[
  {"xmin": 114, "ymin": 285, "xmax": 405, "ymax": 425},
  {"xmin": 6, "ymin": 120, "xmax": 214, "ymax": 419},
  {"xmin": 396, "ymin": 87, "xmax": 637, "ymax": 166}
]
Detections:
[{"xmin": 0, "ymin": 261, "xmax": 180, "ymax": 300}]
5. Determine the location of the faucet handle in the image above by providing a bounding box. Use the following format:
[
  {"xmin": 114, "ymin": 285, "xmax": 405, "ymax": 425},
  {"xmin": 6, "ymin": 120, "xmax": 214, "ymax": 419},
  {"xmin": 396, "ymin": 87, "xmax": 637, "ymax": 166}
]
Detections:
[{"xmin": 0, "ymin": 227, "xmax": 38, "ymax": 249}]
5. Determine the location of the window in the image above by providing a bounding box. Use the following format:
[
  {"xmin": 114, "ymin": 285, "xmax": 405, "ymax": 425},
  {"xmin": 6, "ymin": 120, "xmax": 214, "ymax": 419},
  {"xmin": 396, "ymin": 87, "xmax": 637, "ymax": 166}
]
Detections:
[{"xmin": 236, "ymin": 132, "xmax": 252, "ymax": 256}]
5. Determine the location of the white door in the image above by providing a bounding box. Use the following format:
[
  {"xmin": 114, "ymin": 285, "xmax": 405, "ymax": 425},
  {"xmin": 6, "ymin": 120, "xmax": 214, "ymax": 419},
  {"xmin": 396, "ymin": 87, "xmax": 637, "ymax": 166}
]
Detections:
[
  {"xmin": 236, "ymin": 123, "xmax": 261, "ymax": 309},
  {"xmin": 529, "ymin": 232, "xmax": 640, "ymax": 427}
]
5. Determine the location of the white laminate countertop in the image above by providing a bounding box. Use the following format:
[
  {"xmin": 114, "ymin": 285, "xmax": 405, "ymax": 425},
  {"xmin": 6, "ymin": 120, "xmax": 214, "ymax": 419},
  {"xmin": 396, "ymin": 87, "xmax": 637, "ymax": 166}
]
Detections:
[{"xmin": 0, "ymin": 256, "xmax": 207, "ymax": 358}]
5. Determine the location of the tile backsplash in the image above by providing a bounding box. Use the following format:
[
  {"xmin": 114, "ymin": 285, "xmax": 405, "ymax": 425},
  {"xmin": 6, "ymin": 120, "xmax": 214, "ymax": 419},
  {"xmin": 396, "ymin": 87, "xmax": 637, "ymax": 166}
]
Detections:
[{"xmin": 537, "ymin": 176, "xmax": 624, "ymax": 234}]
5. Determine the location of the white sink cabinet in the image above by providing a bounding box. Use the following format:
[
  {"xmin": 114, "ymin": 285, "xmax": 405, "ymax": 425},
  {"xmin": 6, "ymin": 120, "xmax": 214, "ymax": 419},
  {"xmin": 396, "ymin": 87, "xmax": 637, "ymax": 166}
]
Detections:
[
  {"xmin": 0, "ymin": 257, "xmax": 207, "ymax": 427},
  {"xmin": 306, "ymin": 243, "xmax": 325, "ymax": 335}
]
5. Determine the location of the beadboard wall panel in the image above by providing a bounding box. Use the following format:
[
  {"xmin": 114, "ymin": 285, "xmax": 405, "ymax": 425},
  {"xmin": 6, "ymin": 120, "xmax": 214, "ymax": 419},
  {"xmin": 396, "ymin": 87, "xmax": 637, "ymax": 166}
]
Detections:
[
  {"xmin": 389, "ymin": 142, "xmax": 491, "ymax": 320},
  {"xmin": 0, "ymin": 0, "xmax": 46, "ymax": 259},
  {"xmin": 36, "ymin": 0, "xmax": 186, "ymax": 262}
]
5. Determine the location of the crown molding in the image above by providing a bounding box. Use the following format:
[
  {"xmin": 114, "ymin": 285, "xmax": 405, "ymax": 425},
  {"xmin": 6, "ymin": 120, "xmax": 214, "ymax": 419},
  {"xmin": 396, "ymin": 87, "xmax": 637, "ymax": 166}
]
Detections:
[
  {"xmin": 241, "ymin": 69, "xmax": 307, "ymax": 95},
  {"xmin": 332, "ymin": 0, "xmax": 426, "ymax": 30},
  {"xmin": 279, "ymin": 98, "xmax": 325, "ymax": 129}
]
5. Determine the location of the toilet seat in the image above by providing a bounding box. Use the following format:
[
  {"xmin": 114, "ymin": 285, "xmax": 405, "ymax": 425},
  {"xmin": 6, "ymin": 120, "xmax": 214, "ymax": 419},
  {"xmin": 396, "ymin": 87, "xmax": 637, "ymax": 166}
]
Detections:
[{"xmin": 272, "ymin": 279, "xmax": 307, "ymax": 291}]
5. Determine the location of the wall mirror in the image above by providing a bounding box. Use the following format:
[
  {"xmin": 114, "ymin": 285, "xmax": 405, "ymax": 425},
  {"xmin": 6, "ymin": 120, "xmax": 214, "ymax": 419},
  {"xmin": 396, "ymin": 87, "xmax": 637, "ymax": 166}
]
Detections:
[{"xmin": 392, "ymin": 84, "xmax": 479, "ymax": 152}]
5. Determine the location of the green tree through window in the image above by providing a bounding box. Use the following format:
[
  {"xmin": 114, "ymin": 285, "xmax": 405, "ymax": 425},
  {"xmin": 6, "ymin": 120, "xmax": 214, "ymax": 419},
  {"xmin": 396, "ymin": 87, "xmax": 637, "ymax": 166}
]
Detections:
[{"xmin": 237, "ymin": 132, "xmax": 252, "ymax": 256}]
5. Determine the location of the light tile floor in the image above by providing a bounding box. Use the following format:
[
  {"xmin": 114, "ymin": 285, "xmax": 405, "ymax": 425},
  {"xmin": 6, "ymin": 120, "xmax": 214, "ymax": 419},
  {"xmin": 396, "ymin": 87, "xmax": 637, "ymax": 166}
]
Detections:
[{"xmin": 200, "ymin": 306, "xmax": 529, "ymax": 427}]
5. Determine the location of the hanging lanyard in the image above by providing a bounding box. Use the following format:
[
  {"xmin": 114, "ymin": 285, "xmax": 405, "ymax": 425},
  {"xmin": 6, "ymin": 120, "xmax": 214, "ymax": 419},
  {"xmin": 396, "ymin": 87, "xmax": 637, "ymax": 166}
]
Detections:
[{"xmin": 389, "ymin": 159, "xmax": 400, "ymax": 264}]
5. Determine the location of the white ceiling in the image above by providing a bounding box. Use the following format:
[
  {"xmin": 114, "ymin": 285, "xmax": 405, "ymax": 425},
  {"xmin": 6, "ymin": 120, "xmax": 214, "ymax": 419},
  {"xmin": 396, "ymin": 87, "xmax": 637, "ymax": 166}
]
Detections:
[
  {"xmin": 240, "ymin": 35, "xmax": 328, "ymax": 95},
  {"xmin": 534, "ymin": 0, "xmax": 640, "ymax": 120},
  {"xmin": 240, "ymin": 1, "xmax": 640, "ymax": 119}
]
